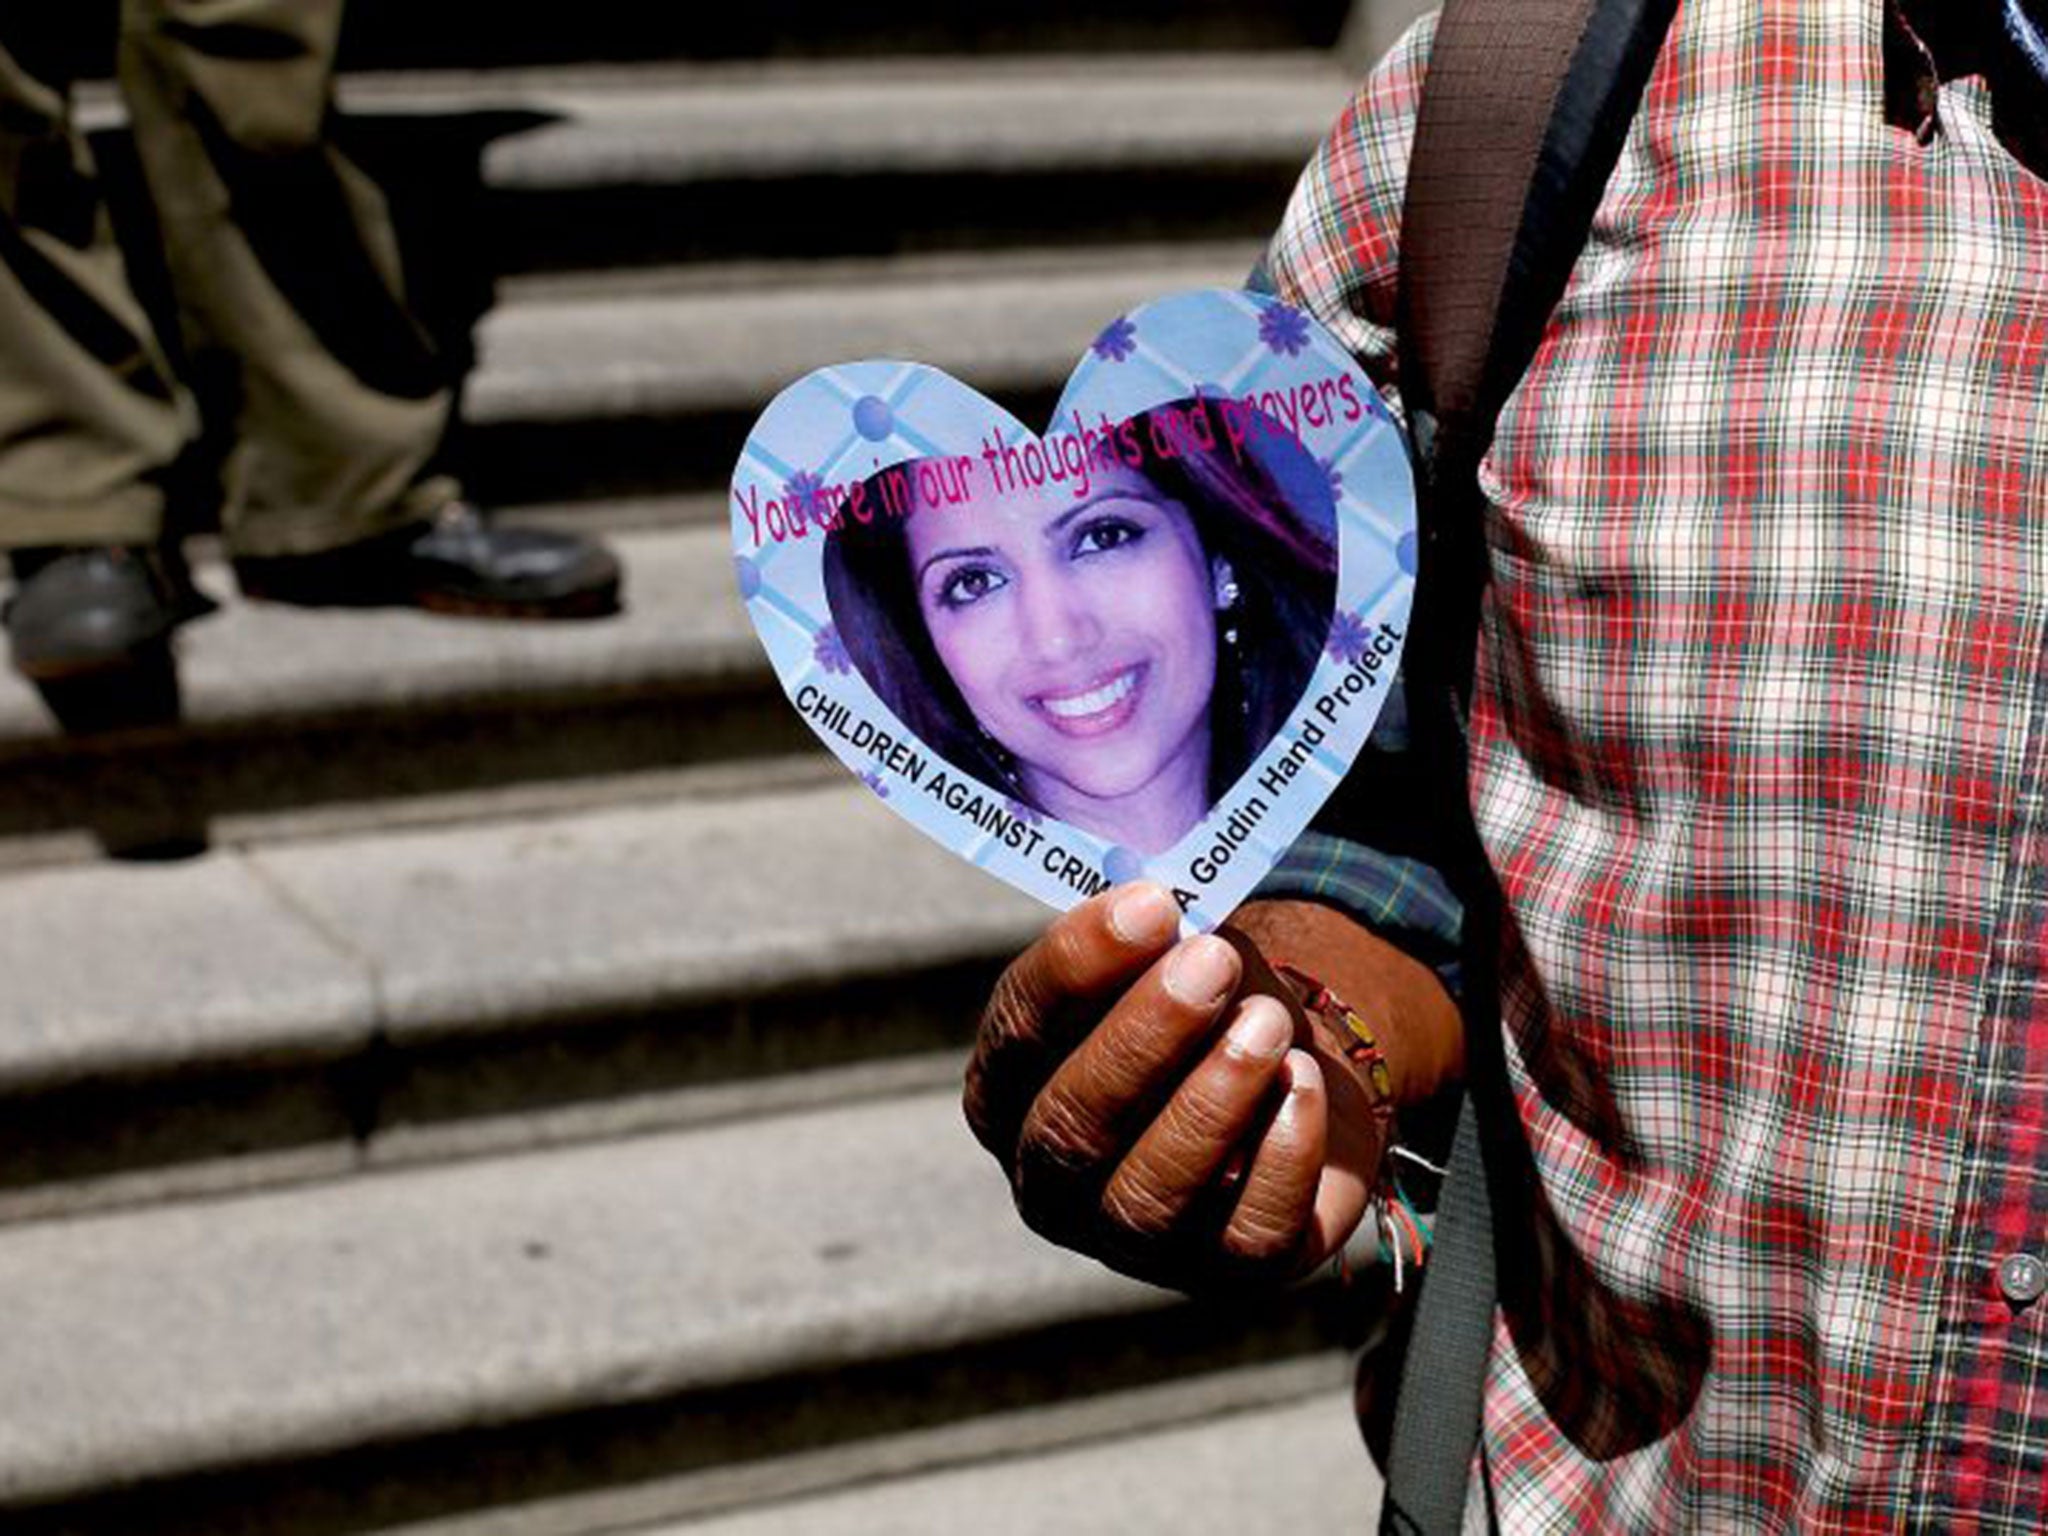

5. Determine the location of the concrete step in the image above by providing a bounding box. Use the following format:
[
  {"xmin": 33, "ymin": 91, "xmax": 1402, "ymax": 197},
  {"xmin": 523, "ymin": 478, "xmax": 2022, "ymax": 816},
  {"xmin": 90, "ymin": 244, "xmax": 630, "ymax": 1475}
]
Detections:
[
  {"xmin": 87, "ymin": 54, "xmax": 1344, "ymax": 278},
  {"xmin": 468, "ymin": 240, "xmax": 1257, "ymax": 420},
  {"xmin": 0, "ymin": 524, "xmax": 798, "ymax": 864},
  {"xmin": 51, "ymin": 1, "xmax": 1355, "ymax": 79},
  {"xmin": 397, "ymin": 54, "xmax": 1342, "ymax": 277},
  {"xmin": 657, "ymin": 1391, "xmax": 1379, "ymax": 1536},
  {"xmin": 460, "ymin": 241, "xmax": 1258, "ymax": 506},
  {"xmin": 0, "ymin": 1089, "xmax": 1360, "ymax": 1535},
  {"xmin": 340, "ymin": 54, "xmax": 1353, "ymax": 181},
  {"xmin": 334, "ymin": 1, "xmax": 1353, "ymax": 71},
  {"xmin": 0, "ymin": 780, "xmax": 1045, "ymax": 1221}
]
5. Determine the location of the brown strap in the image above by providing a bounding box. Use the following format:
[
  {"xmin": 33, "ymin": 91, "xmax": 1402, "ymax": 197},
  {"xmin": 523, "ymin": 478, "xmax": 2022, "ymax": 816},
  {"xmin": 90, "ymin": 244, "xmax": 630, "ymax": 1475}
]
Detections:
[
  {"xmin": 1401, "ymin": 0, "xmax": 1679, "ymax": 481},
  {"xmin": 1401, "ymin": 0, "xmax": 1602, "ymax": 435}
]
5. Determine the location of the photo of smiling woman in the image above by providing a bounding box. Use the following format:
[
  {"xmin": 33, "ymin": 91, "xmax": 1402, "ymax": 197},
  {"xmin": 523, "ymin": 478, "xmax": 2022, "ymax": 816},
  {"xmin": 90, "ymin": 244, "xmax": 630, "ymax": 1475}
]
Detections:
[{"xmin": 823, "ymin": 398, "xmax": 1337, "ymax": 856}]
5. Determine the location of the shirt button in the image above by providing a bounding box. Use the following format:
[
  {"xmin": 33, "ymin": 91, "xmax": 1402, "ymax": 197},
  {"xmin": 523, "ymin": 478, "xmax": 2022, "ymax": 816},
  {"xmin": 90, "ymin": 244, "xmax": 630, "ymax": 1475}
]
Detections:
[{"xmin": 1998, "ymin": 1253, "xmax": 2047, "ymax": 1307}]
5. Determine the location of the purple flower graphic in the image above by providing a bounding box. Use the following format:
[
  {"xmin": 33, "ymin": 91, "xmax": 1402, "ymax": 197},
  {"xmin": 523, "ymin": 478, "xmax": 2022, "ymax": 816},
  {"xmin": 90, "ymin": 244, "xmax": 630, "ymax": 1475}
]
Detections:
[
  {"xmin": 812, "ymin": 624, "xmax": 851, "ymax": 675},
  {"xmin": 1091, "ymin": 315, "xmax": 1138, "ymax": 362},
  {"xmin": 1326, "ymin": 610, "xmax": 1373, "ymax": 665},
  {"xmin": 1003, "ymin": 796, "xmax": 1043, "ymax": 827},
  {"xmin": 1320, "ymin": 456, "xmax": 1345, "ymax": 497},
  {"xmin": 783, "ymin": 470, "xmax": 826, "ymax": 527},
  {"xmin": 1258, "ymin": 302, "xmax": 1311, "ymax": 357},
  {"xmin": 859, "ymin": 769, "xmax": 891, "ymax": 800}
]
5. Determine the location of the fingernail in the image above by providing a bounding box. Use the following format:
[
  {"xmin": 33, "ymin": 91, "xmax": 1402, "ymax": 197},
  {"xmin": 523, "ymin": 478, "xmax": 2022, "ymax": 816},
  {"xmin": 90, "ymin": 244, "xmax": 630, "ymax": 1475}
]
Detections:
[
  {"xmin": 1271, "ymin": 1053, "xmax": 1320, "ymax": 1137},
  {"xmin": 1226, "ymin": 998, "xmax": 1292, "ymax": 1061},
  {"xmin": 1108, "ymin": 883, "xmax": 1177, "ymax": 946},
  {"xmin": 1285, "ymin": 1049, "xmax": 1324, "ymax": 1096},
  {"xmin": 1164, "ymin": 935, "xmax": 1237, "ymax": 1006},
  {"xmin": 1272, "ymin": 1078, "xmax": 1303, "ymax": 1129}
]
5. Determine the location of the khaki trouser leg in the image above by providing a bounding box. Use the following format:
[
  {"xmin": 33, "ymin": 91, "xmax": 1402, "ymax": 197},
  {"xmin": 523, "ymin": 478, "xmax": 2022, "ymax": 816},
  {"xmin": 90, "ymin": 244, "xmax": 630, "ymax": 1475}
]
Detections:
[
  {"xmin": 0, "ymin": 29, "xmax": 189, "ymax": 551},
  {"xmin": 118, "ymin": 0, "xmax": 458, "ymax": 558}
]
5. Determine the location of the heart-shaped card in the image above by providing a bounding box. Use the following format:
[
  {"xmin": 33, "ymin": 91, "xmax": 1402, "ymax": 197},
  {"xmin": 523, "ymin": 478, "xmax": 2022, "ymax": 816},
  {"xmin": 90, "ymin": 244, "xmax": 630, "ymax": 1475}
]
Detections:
[{"xmin": 732, "ymin": 288, "xmax": 1415, "ymax": 932}]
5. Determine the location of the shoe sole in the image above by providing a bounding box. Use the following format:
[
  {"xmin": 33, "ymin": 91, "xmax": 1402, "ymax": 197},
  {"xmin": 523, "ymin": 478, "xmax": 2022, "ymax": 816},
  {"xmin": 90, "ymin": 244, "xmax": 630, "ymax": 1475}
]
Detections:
[
  {"xmin": 10, "ymin": 634, "xmax": 177, "ymax": 684},
  {"xmin": 412, "ymin": 581, "xmax": 622, "ymax": 621},
  {"xmin": 236, "ymin": 579, "xmax": 621, "ymax": 619}
]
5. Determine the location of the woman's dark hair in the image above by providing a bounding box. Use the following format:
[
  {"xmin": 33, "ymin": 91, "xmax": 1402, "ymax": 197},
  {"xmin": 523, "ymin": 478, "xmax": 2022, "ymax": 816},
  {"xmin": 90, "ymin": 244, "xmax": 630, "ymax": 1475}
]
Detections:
[{"xmin": 822, "ymin": 397, "xmax": 1338, "ymax": 816}]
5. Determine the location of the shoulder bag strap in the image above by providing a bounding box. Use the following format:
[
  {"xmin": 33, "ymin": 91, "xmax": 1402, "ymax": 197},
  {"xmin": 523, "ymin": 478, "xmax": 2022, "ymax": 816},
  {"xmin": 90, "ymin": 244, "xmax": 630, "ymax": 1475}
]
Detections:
[{"xmin": 1382, "ymin": 3, "xmax": 1677, "ymax": 1533}]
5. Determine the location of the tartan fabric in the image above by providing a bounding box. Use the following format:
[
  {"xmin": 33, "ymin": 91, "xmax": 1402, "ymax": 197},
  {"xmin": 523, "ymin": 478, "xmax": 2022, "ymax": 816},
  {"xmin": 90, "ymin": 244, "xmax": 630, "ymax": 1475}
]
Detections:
[{"xmin": 1264, "ymin": 2, "xmax": 2048, "ymax": 1529}]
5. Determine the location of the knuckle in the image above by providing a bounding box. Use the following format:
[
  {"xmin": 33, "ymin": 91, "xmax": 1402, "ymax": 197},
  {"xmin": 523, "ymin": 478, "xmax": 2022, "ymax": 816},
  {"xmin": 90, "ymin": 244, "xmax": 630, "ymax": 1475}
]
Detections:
[
  {"xmin": 968, "ymin": 948, "xmax": 1075, "ymax": 1116},
  {"xmin": 1085, "ymin": 1011, "xmax": 1174, "ymax": 1093},
  {"xmin": 1100, "ymin": 1171, "xmax": 1182, "ymax": 1240},
  {"xmin": 1220, "ymin": 1194, "xmax": 1302, "ymax": 1265},
  {"xmin": 1038, "ymin": 916, "xmax": 1098, "ymax": 995},
  {"xmin": 980, "ymin": 960, "xmax": 1043, "ymax": 1047},
  {"xmin": 1017, "ymin": 1090, "xmax": 1114, "ymax": 1181},
  {"xmin": 963, "ymin": 987, "xmax": 1037, "ymax": 1160},
  {"xmin": 1158, "ymin": 1072, "xmax": 1250, "ymax": 1150},
  {"xmin": 1100, "ymin": 1124, "xmax": 1219, "ymax": 1239}
]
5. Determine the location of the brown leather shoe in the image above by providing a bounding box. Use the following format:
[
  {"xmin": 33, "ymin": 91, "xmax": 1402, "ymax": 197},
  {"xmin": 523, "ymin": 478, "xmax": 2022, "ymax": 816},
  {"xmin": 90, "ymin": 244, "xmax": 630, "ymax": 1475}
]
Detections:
[{"xmin": 234, "ymin": 503, "xmax": 621, "ymax": 619}]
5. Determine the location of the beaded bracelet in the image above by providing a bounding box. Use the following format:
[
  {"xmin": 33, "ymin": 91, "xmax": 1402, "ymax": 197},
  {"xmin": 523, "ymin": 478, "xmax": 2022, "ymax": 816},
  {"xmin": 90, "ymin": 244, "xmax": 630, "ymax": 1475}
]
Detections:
[
  {"xmin": 1273, "ymin": 961, "xmax": 1396, "ymax": 1122},
  {"xmin": 1273, "ymin": 960, "xmax": 1436, "ymax": 1290}
]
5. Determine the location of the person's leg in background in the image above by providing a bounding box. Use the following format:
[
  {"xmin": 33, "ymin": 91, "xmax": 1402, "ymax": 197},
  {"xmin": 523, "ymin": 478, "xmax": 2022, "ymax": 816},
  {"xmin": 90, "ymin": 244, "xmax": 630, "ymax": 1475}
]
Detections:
[
  {"xmin": 0, "ymin": 16, "xmax": 212, "ymax": 681},
  {"xmin": 116, "ymin": 0, "xmax": 448, "ymax": 558},
  {"xmin": 116, "ymin": 0, "xmax": 618, "ymax": 615}
]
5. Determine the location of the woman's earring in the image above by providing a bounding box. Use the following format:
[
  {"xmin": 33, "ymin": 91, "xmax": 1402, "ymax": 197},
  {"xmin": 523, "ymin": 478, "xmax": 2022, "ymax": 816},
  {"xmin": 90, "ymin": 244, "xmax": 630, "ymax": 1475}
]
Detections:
[
  {"xmin": 1213, "ymin": 559, "xmax": 1241, "ymax": 616},
  {"xmin": 1212, "ymin": 561, "xmax": 1251, "ymax": 723}
]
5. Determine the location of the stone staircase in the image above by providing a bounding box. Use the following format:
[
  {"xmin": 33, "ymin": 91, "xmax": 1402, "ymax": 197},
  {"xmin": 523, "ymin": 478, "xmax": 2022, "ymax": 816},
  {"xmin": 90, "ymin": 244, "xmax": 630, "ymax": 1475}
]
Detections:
[{"xmin": 0, "ymin": 6, "xmax": 1423, "ymax": 1530}]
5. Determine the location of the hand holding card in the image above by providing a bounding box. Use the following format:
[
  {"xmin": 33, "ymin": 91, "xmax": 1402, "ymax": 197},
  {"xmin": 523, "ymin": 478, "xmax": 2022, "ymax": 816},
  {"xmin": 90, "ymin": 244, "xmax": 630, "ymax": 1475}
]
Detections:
[{"xmin": 732, "ymin": 289, "xmax": 1416, "ymax": 931}]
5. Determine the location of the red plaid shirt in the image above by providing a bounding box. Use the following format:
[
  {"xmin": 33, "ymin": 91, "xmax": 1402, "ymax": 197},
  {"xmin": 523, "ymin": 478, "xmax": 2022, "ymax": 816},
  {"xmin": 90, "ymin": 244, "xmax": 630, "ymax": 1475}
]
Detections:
[{"xmin": 1265, "ymin": 2, "xmax": 2048, "ymax": 1527}]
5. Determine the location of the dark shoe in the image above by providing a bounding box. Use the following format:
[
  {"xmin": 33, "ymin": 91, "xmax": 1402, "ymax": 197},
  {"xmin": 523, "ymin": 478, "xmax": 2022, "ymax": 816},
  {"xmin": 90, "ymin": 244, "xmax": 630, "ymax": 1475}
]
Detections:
[
  {"xmin": 234, "ymin": 503, "xmax": 621, "ymax": 619},
  {"xmin": 3, "ymin": 547, "xmax": 216, "ymax": 682}
]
